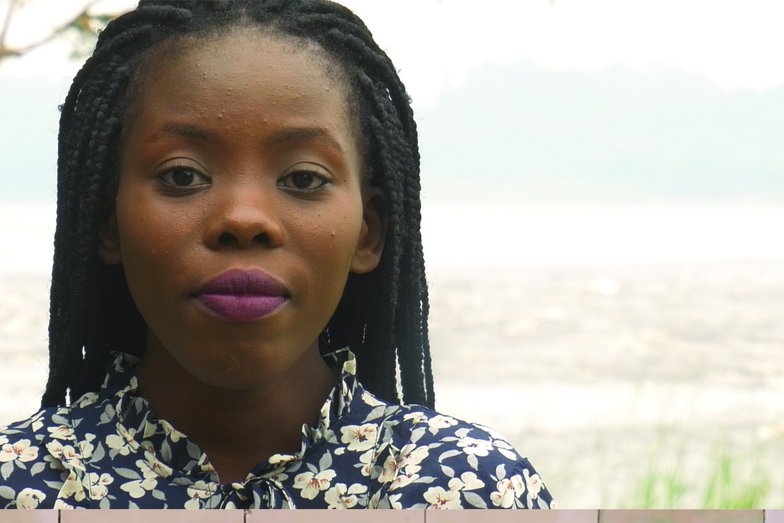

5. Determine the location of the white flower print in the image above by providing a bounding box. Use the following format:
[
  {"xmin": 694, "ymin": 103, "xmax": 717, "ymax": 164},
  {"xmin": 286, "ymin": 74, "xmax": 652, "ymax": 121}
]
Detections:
[
  {"xmin": 358, "ymin": 449, "xmax": 374, "ymax": 477},
  {"xmin": 268, "ymin": 453, "xmax": 297, "ymax": 466},
  {"xmin": 119, "ymin": 459, "xmax": 159, "ymax": 499},
  {"xmin": 324, "ymin": 482, "xmax": 368, "ymax": 509},
  {"xmin": 0, "ymin": 439, "xmax": 39, "ymax": 463},
  {"xmin": 388, "ymin": 465, "xmax": 421, "ymax": 491},
  {"xmin": 387, "ymin": 493, "xmax": 403, "ymax": 509},
  {"xmin": 53, "ymin": 499, "xmax": 75, "ymax": 510},
  {"xmin": 159, "ymin": 419, "xmax": 186, "ymax": 443},
  {"xmin": 428, "ymin": 415, "xmax": 458, "ymax": 433},
  {"xmin": 45, "ymin": 440, "xmax": 64, "ymax": 459},
  {"xmin": 142, "ymin": 445, "xmax": 173, "ymax": 478},
  {"xmin": 120, "ymin": 477, "xmax": 157, "ymax": 499},
  {"xmin": 490, "ymin": 475, "xmax": 525, "ymax": 508},
  {"xmin": 511, "ymin": 473, "xmax": 526, "ymax": 495},
  {"xmin": 185, "ymin": 480, "xmax": 215, "ymax": 509},
  {"xmin": 293, "ymin": 470, "xmax": 337, "ymax": 500},
  {"xmin": 379, "ymin": 455, "xmax": 397, "ymax": 483},
  {"xmin": 340, "ymin": 424, "xmax": 377, "ymax": 452},
  {"xmin": 361, "ymin": 391, "xmax": 385, "ymax": 408},
  {"xmin": 47, "ymin": 424, "xmax": 73, "ymax": 440},
  {"xmin": 0, "ymin": 435, "xmax": 7, "ymax": 446},
  {"xmin": 524, "ymin": 469, "xmax": 543, "ymax": 500},
  {"xmin": 380, "ymin": 443, "xmax": 429, "ymax": 484},
  {"xmin": 448, "ymin": 471, "xmax": 485, "ymax": 492},
  {"xmin": 457, "ymin": 436, "xmax": 493, "ymax": 457},
  {"xmin": 45, "ymin": 440, "xmax": 82, "ymax": 470},
  {"xmin": 344, "ymin": 356, "xmax": 357, "ymax": 375},
  {"xmin": 30, "ymin": 412, "xmax": 45, "ymax": 433},
  {"xmin": 16, "ymin": 488, "xmax": 46, "ymax": 509},
  {"xmin": 58, "ymin": 471, "xmax": 86, "ymax": 502},
  {"xmin": 105, "ymin": 434, "xmax": 132, "ymax": 456},
  {"xmin": 403, "ymin": 411, "xmax": 428, "ymax": 424},
  {"xmin": 82, "ymin": 472, "xmax": 113, "ymax": 500},
  {"xmin": 423, "ymin": 486, "xmax": 462, "ymax": 509}
]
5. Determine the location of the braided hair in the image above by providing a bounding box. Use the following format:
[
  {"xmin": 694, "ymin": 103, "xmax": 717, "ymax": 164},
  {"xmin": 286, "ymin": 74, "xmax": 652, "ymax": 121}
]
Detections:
[{"xmin": 43, "ymin": 0, "xmax": 433, "ymax": 409}]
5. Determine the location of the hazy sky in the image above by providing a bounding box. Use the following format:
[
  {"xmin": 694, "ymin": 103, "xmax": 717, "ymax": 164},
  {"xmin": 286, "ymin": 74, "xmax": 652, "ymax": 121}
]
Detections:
[
  {"xmin": 3, "ymin": 0, "xmax": 784, "ymax": 107},
  {"xmin": 2, "ymin": 1, "xmax": 784, "ymax": 265},
  {"xmin": 2, "ymin": 0, "xmax": 784, "ymax": 203}
]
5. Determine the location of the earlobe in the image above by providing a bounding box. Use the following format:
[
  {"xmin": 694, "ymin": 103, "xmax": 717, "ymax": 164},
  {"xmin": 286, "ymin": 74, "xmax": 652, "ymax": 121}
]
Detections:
[
  {"xmin": 351, "ymin": 188, "xmax": 387, "ymax": 274},
  {"xmin": 98, "ymin": 212, "xmax": 123, "ymax": 266}
]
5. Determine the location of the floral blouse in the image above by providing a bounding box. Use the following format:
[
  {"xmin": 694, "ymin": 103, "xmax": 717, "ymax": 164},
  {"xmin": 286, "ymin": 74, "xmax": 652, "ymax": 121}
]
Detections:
[{"xmin": 0, "ymin": 350, "xmax": 552, "ymax": 510}]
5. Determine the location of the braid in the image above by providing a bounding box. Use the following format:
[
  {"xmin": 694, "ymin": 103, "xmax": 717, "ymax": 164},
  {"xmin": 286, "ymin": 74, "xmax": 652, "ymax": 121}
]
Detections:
[
  {"xmin": 44, "ymin": 3, "xmax": 197, "ymax": 407},
  {"xmin": 44, "ymin": 0, "xmax": 434, "ymax": 409}
]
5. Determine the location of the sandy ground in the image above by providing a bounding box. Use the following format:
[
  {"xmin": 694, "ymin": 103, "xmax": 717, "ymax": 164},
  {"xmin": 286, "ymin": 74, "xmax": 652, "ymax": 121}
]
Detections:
[{"xmin": 1, "ymin": 260, "xmax": 783, "ymax": 507}]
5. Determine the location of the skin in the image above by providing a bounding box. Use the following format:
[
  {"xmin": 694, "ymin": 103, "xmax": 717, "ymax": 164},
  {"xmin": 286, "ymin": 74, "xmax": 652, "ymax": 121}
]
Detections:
[{"xmin": 99, "ymin": 28, "xmax": 385, "ymax": 483}]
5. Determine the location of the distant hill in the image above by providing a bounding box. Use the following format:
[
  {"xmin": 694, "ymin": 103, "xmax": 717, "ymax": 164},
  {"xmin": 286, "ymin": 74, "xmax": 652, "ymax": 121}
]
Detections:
[
  {"xmin": 417, "ymin": 62, "xmax": 784, "ymax": 203},
  {"xmin": 3, "ymin": 63, "xmax": 784, "ymax": 204}
]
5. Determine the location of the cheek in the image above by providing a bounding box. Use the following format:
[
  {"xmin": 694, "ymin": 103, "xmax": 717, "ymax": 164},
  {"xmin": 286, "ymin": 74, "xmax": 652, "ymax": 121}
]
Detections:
[
  {"xmin": 295, "ymin": 208, "xmax": 364, "ymax": 262},
  {"xmin": 115, "ymin": 198, "xmax": 197, "ymax": 286}
]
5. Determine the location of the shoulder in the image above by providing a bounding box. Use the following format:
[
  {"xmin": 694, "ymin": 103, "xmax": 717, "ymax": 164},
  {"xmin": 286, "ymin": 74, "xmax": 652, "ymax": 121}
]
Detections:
[
  {"xmin": 0, "ymin": 394, "xmax": 100, "ymax": 509},
  {"xmin": 354, "ymin": 390, "xmax": 553, "ymax": 509}
]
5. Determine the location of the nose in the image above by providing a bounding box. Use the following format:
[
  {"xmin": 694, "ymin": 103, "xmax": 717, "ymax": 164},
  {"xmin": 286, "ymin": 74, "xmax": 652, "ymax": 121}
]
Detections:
[{"xmin": 204, "ymin": 186, "xmax": 284, "ymax": 249}]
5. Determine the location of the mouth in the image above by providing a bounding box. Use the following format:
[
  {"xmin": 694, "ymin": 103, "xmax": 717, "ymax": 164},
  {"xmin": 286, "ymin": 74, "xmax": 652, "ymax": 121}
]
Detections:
[{"xmin": 192, "ymin": 269, "xmax": 289, "ymax": 322}]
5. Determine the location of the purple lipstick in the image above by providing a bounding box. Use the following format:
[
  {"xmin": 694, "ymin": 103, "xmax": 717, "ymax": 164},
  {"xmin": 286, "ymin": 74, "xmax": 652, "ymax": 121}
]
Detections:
[{"xmin": 193, "ymin": 269, "xmax": 288, "ymax": 322}]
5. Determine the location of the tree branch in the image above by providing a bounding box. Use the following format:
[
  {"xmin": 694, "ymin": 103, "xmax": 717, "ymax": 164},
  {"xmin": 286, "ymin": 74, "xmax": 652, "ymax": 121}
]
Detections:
[
  {"xmin": 0, "ymin": 0, "xmax": 20, "ymax": 57},
  {"xmin": 0, "ymin": 0, "xmax": 103, "ymax": 61}
]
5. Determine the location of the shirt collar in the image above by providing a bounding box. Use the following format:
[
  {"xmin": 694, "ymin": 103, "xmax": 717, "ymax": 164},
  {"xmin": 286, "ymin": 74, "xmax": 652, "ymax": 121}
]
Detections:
[{"xmin": 99, "ymin": 348, "xmax": 359, "ymax": 481}]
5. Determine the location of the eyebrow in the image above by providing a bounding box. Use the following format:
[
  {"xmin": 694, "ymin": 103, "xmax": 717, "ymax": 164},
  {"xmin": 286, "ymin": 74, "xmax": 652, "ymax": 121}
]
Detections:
[
  {"xmin": 265, "ymin": 127, "xmax": 346, "ymax": 154},
  {"xmin": 144, "ymin": 123, "xmax": 221, "ymax": 145},
  {"xmin": 143, "ymin": 123, "xmax": 345, "ymax": 154}
]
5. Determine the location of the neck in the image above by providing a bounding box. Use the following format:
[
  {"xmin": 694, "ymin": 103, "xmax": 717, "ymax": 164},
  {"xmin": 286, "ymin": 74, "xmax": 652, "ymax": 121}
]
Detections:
[{"xmin": 134, "ymin": 340, "xmax": 337, "ymax": 484}]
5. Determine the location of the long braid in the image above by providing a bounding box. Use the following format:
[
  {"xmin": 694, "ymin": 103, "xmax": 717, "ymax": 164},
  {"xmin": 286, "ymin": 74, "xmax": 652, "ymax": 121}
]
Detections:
[
  {"xmin": 275, "ymin": 1, "xmax": 434, "ymax": 406},
  {"xmin": 44, "ymin": 0, "xmax": 434, "ymax": 409},
  {"xmin": 44, "ymin": 4, "xmax": 198, "ymax": 407}
]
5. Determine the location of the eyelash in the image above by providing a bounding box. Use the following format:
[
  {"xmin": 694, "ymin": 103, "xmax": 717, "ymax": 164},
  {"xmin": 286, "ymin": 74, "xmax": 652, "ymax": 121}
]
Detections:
[
  {"xmin": 155, "ymin": 163, "xmax": 332, "ymax": 196},
  {"xmin": 157, "ymin": 165, "xmax": 211, "ymax": 194},
  {"xmin": 277, "ymin": 166, "xmax": 331, "ymax": 194}
]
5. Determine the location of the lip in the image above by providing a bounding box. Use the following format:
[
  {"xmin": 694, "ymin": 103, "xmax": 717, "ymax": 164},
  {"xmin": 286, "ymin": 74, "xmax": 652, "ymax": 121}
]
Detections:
[{"xmin": 193, "ymin": 269, "xmax": 289, "ymax": 322}]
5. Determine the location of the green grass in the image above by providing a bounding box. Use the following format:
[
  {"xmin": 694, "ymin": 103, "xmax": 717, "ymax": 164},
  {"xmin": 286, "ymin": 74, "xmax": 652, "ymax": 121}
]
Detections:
[
  {"xmin": 701, "ymin": 453, "xmax": 770, "ymax": 509},
  {"xmin": 625, "ymin": 447, "xmax": 771, "ymax": 508}
]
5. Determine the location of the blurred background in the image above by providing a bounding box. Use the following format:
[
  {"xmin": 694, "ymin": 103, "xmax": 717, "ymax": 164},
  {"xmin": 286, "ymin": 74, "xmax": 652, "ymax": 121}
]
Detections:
[{"xmin": 1, "ymin": 0, "xmax": 783, "ymax": 508}]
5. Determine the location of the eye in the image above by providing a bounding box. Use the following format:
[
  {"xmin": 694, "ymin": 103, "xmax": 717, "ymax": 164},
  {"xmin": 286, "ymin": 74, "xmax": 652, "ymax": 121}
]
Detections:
[
  {"xmin": 278, "ymin": 164, "xmax": 331, "ymax": 193},
  {"xmin": 157, "ymin": 166, "xmax": 211, "ymax": 192}
]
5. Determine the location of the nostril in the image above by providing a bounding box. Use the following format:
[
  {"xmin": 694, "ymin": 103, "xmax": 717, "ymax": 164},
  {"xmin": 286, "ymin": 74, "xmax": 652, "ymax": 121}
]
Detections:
[
  {"xmin": 253, "ymin": 232, "xmax": 270, "ymax": 244},
  {"xmin": 218, "ymin": 233, "xmax": 235, "ymax": 246}
]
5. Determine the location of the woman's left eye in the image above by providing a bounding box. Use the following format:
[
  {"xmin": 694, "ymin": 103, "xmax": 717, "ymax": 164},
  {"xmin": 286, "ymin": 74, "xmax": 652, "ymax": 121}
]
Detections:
[
  {"xmin": 157, "ymin": 166, "xmax": 211, "ymax": 192},
  {"xmin": 278, "ymin": 165, "xmax": 330, "ymax": 192}
]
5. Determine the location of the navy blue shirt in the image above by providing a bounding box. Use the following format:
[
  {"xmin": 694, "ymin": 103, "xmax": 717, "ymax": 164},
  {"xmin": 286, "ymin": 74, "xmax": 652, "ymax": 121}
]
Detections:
[{"xmin": 0, "ymin": 350, "xmax": 552, "ymax": 509}]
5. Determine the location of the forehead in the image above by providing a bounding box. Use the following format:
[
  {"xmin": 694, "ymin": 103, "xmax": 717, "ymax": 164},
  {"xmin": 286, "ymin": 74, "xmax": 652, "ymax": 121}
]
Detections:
[{"xmin": 125, "ymin": 27, "xmax": 355, "ymax": 135}]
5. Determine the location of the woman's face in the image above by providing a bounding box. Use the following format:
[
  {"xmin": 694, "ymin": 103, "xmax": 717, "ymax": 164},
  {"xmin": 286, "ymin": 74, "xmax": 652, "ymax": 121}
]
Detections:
[{"xmin": 101, "ymin": 28, "xmax": 384, "ymax": 390}]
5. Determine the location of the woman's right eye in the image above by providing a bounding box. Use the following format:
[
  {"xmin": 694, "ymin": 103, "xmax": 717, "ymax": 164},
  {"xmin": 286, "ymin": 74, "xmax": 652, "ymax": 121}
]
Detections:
[{"xmin": 158, "ymin": 167, "xmax": 210, "ymax": 191}]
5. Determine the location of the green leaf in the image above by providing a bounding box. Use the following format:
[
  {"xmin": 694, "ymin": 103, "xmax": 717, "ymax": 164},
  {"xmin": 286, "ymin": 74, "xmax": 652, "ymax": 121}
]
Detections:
[
  {"xmin": 438, "ymin": 449, "xmax": 460, "ymax": 462},
  {"xmin": 114, "ymin": 467, "xmax": 141, "ymax": 480},
  {"xmin": 0, "ymin": 486, "xmax": 15, "ymax": 500},
  {"xmin": 0, "ymin": 461, "xmax": 14, "ymax": 481},
  {"xmin": 318, "ymin": 450, "xmax": 332, "ymax": 471},
  {"xmin": 495, "ymin": 463, "xmax": 506, "ymax": 480},
  {"xmin": 410, "ymin": 427, "xmax": 426, "ymax": 444},
  {"xmin": 464, "ymin": 491, "xmax": 488, "ymax": 509}
]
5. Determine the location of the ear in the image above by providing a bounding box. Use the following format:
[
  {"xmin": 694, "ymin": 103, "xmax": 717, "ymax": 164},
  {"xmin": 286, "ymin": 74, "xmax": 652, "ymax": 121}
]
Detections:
[
  {"xmin": 351, "ymin": 188, "xmax": 387, "ymax": 274},
  {"xmin": 98, "ymin": 211, "xmax": 123, "ymax": 266}
]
